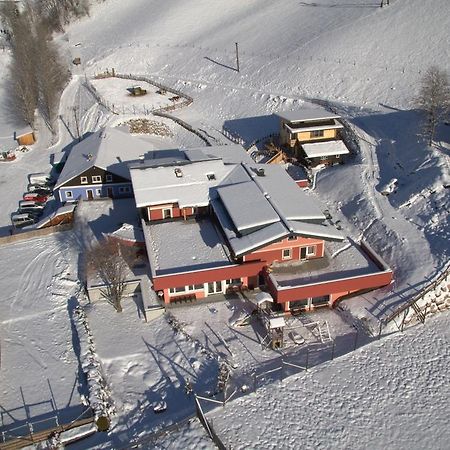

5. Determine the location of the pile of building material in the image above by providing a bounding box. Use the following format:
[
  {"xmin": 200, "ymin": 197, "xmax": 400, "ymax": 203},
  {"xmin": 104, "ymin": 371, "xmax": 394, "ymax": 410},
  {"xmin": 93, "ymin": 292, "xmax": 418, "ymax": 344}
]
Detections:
[{"xmin": 120, "ymin": 118, "xmax": 172, "ymax": 136}]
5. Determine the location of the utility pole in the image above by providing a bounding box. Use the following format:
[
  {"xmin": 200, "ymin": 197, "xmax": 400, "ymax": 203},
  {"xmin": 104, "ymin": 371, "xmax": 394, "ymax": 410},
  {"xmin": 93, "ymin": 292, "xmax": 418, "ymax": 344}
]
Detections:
[{"xmin": 235, "ymin": 42, "xmax": 240, "ymax": 72}]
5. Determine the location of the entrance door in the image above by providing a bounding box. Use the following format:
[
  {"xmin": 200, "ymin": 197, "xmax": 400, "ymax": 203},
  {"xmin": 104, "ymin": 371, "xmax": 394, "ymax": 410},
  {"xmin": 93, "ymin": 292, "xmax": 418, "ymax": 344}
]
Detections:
[
  {"xmin": 87, "ymin": 189, "xmax": 94, "ymax": 200},
  {"xmin": 107, "ymin": 187, "xmax": 113, "ymax": 198},
  {"xmin": 207, "ymin": 281, "xmax": 223, "ymax": 295},
  {"xmin": 300, "ymin": 247, "xmax": 307, "ymax": 260}
]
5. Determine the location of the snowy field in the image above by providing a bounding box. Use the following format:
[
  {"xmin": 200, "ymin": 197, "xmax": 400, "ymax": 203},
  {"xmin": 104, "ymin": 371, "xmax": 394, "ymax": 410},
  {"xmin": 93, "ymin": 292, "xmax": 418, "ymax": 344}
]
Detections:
[
  {"xmin": 90, "ymin": 77, "xmax": 180, "ymax": 115},
  {"xmin": 0, "ymin": 235, "xmax": 88, "ymax": 437},
  {"xmin": 209, "ymin": 311, "xmax": 450, "ymax": 450}
]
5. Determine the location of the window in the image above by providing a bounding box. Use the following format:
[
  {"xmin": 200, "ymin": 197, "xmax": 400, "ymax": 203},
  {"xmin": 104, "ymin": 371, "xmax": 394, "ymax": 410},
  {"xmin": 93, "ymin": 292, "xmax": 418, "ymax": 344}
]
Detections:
[
  {"xmin": 336, "ymin": 155, "xmax": 340, "ymax": 159},
  {"xmin": 188, "ymin": 284, "xmax": 204, "ymax": 291},
  {"xmin": 92, "ymin": 175, "xmax": 102, "ymax": 183},
  {"xmin": 169, "ymin": 286, "xmax": 187, "ymax": 295},
  {"xmin": 311, "ymin": 130, "xmax": 324, "ymax": 138},
  {"xmin": 80, "ymin": 176, "xmax": 88, "ymax": 184},
  {"xmin": 288, "ymin": 236, "xmax": 297, "ymax": 241},
  {"xmin": 226, "ymin": 278, "xmax": 241, "ymax": 285},
  {"xmin": 106, "ymin": 174, "xmax": 113, "ymax": 182},
  {"xmin": 163, "ymin": 208, "xmax": 172, "ymax": 219},
  {"xmin": 119, "ymin": 186, "xmax": 131, "ymax": 194},
  {"xmin": 320, "ymin": 156, "xmax": 328, "ymax": 161},
  {"xmin": 282, "ymin": 248, "xmax": 292, "ymax": 260},
  {"xmin": 306, "ymin": 245, "xmax": 316, "ymax": 256},
  {"xmin": 96, "ymin": 189, "xmax": 102, "ymax": 196},
  {"xmin": 66, "ymin": 191, "xmax": 73, "ymax": 199}
]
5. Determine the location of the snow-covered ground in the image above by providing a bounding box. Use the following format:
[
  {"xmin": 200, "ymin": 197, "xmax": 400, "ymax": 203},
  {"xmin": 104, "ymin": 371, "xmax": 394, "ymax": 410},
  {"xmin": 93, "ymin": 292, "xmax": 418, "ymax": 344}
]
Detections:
[
  {"xmin": 0, "ymin": 0, "xmax": 448, "ymax": 447},
  {"xmin": 0, "ymin": 235, "xmax": 88, "ymax": 437},
  {"xmin": 209, "ymin": 311, "xmax": 450, "ymax": 450}
]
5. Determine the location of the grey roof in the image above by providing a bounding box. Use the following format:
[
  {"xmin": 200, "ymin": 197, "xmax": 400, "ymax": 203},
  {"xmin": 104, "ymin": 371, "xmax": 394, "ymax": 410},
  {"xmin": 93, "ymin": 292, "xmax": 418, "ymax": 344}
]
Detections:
[
  {"xmin": 302, "ymin": 140, "xmax": 350, "ymax": 158},
  {"xmin": 276, "ymin": 107, "xmax": 340, "ymax": 123},
  {"xmin": 55, "ymin": 127, "xmax": 152, "ymax": 188},
  {"xmin": 210, "ymin": 162, "xmax": 341, "ymax": 257},
  {"xmin": 247, "ymin": 164, "xmax": 324, "ymax": 221},
  {"xmin": 217, "ymin": 181, "xmax": 279, "ymax": 232},
  {"xmin": 288, "ymin": 221, "xmax": 343, "ymax": 241},
  {"xmin": 211, "ymin": 197, "xmax": 288, "ymax": 257}
]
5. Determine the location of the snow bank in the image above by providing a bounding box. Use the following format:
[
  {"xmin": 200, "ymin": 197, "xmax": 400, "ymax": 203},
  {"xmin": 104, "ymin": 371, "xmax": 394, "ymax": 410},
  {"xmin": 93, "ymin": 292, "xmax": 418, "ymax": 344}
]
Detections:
[{"xmin": 74, "ymin": 303, "xmax": 115, "ymax": 427}]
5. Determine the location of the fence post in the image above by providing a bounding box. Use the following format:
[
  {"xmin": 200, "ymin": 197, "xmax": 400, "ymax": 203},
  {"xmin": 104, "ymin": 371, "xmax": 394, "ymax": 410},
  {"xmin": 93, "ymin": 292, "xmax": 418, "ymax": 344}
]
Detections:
[
  {"xmin": 331, "ymin": 341, "xmax": 335, "ymax": 360},
  {"xmin": 353, "ymin": 330, "xmax": 358, "ymax": 351},
  {"xmin": 378, "ymin": 320, "xmax": 383, "ymax": 340},
  {"xmin": 305, "ymin": 348, "xmax": 309, "ymax": 370}
]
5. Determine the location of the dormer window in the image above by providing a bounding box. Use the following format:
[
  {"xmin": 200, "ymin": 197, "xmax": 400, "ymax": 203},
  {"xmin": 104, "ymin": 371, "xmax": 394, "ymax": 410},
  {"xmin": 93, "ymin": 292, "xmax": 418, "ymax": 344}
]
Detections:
[
  {"xmin": 174, "ymin": 168, "xmax": 183, "ymax": 178},
  {"xmin": 106, "ymin": 174, "xmax": 113, "ymax": 182},
  {"xmin": 207, "ymin": 173, "xmax": 216, "ymax": 181}
]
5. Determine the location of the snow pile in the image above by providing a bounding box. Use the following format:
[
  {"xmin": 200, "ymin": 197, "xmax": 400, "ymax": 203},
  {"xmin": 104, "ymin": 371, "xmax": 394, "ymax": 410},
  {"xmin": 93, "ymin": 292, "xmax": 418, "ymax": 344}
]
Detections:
[{"xmin": 74, "ymin": 303, "xmax": 115, "ymax": 425}]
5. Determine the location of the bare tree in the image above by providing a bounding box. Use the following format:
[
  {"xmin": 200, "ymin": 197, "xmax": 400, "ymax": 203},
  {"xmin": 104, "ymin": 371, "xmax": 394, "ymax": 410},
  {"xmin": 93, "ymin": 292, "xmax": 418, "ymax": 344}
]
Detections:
[
  {"xmin": 416, "ymin": 66, "xmax": 450, "ymax": 146},
  {"xmin": 86, "ymin": 239, "xmax": 136, "ymax": 313},
  {"xmin": 1, "ymin": 3, "xmax": 39, "ymax": 125},
  {"xmin": 34, "ymin": 20, "xmax": 70, "ymax": 130}
]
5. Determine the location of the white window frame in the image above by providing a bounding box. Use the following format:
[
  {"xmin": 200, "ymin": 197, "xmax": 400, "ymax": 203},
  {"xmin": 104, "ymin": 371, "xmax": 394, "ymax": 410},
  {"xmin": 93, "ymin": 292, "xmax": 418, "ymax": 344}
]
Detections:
[
  {"xmin": 163, "ymin": 208, "xmax": 172, "ymax": 219},
  {"xmin": 336, "ymin": 154, "xmax": 340, "ymax": 159},
  {"xmin": 80, "ymin": 176, "xmax": 88, "ymax": 184},
  {"xmin": 106, "ymin": 174, "xmax": 113, "ymax": 182},
  {"xmin": 282, "ymin": 248, "xmax": 292, "ymax": 260},
  {"xmin": 92, "ymin": 175, "xmax": 102, "ymax": 183},
  {"xmin": 96, "ymin": 188, "xmax": 102, "ymax": 196},
  {"xmin": 306, "ymin": 245, "xmax": 316, "ymax": 256},
  {"xmin": 66, "ymin": 191, "xmax": 73, "ymax": 199}
]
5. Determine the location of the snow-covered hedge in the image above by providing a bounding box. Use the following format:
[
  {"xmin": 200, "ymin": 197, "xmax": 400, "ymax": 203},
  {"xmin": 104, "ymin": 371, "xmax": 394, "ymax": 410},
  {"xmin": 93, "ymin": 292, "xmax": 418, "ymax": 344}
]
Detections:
[{"xmin": 74, "ymin": 304, "xmax": 115, "ymax": 427}]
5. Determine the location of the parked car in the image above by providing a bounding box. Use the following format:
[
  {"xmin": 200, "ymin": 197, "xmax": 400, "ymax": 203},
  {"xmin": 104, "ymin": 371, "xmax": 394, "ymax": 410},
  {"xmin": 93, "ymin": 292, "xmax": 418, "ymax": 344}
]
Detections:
[
  {"xmin": 11, "ymin": 212, "xmax": 38, "ymax": 228},
  {"xmin": 28, "ymin": 172, "xmax": 53, "ymax": 186},
  {"xmin": 27, "ymin": 184, "xmax": 52, "ymax": 195},
  {"xmin": 23, "ymin": 192, "xmax": 49, "ymax": 203},
  {"xmin": 18, "ymin": 201, "xmax": 45, "ymax": 215}
]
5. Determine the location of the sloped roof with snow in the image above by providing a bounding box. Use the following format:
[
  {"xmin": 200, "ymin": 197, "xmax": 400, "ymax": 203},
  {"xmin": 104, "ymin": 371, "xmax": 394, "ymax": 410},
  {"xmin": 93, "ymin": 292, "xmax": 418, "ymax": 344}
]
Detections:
[
  {"xmin": 276, "ymin": 107, "xmax": 340, "ymax": 123},
  {"xmin": 211, "ymin": 163, "xmax": 343, "ymax": 257},
  {"xmin": 302, "ymin": 140, "xmax": 350, "ymax": 158},
  {"xmin": 131, "ymin": 159, "xmax": 234, "ymax": 208},
  {"xmin": 55, "ymin": 127, "xmax": 152, "ymax": 188}
]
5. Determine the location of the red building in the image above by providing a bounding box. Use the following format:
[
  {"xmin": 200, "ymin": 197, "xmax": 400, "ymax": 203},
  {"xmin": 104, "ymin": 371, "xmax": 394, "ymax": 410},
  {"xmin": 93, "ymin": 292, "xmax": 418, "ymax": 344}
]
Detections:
[{"xmin": 130, "ymin": 145, "xmax": 392, "ymax": 312}]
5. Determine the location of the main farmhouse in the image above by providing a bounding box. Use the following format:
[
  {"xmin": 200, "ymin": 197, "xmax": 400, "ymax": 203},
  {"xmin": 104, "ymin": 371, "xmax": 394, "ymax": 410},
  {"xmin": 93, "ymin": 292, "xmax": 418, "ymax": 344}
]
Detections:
[{"xmin": 56, "ymin": 118, "xmax": 392, "ymax": 313}]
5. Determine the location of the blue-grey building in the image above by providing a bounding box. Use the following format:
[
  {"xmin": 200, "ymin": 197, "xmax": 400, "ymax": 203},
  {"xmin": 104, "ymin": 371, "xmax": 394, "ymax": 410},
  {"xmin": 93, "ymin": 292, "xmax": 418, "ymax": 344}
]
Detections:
[{"xmin": 54, "ymin": 127, "xmax": 152, "ymax": 203}]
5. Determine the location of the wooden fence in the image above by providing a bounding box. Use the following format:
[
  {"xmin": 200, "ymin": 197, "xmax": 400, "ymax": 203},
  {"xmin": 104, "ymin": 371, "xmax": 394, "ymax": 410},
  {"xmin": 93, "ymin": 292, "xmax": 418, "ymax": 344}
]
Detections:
[{"xmin": 0, "ymin": 223, "xmax": 72, "ymax": 247}]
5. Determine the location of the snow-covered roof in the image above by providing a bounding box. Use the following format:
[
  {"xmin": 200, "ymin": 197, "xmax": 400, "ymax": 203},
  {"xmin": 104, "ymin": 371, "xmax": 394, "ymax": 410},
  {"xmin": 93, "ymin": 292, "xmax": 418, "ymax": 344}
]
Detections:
[
  {"xmin": 269, "ymin": 317, "xmax": 286, "ymax": 329},
  {"xmin": 144, "ymin": 218, "xmax": 233, "ymax": 276},
  {"xmin": 276, "ymin": 108, "xmax": 340, "ymax": 123},
  {"xmin": 285, "ymin": 120, "xmax": 344, "ymax": 134},
  {"xmin": 131, "ymin": 159, "xmax": 234, "ymax": 208},
  {"xmin": 106, "ymin": 223, "xmax": 145, "ymax": 243},
  {"xmin": 248, "ymin": 164, "xmax": 324, "ymax": 221},
  {"xmin": 218, "ymin": 181, "xmax": 279, "ymax": 232},
  {"xmin": 189, "ymin": 144, "xmax": 254, "ymax": 165},
  {"xmin": 302, "ymin": 140, "xmax": 350, "ymax": 158},
  {"xmin": 55, "ymin": 127, "xmax": 152, "ymax": 188},
  {"xmin": 210, "ymin": 163, "xmax": 341, "ymax": 256}
]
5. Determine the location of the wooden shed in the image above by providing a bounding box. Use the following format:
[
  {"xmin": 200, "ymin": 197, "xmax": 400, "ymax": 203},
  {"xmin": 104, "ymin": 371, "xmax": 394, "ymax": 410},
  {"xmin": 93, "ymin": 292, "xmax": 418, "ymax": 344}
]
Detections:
[{"xmin": 15, "ymin": 127, "xmax": 36, "ymax": 146}]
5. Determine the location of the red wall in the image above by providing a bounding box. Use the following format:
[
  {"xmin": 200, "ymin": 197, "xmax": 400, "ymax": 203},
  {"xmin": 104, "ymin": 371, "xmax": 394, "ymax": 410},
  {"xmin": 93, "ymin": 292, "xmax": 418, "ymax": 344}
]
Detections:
[
  {"xmin": 152, "ymin": 260, "xmax": 266, "ymax": 292},
  {"xmin": 267, "ymin": 270, "xmax": 393, "ymax": 304},
  {"xmin": 296, "ymin": 180, "xmax": 309, "ymax": 188},
  {"xmin": 244, "ymin": 237, "xmax": 324, "ymax": 264}
]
